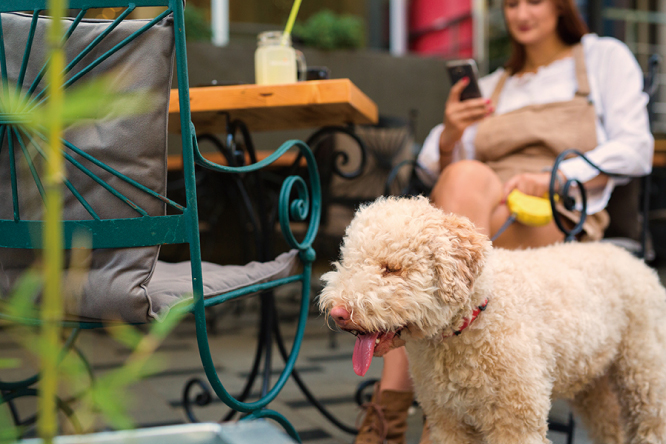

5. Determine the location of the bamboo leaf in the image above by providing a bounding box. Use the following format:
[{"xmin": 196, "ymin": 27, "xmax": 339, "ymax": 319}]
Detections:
[
  {"xmin": 86, "ymin": 384, "xmax": 135, "ymax": 430},
  {"xmin": 57, "ymin": 351, "xmax": 93, "ymax": 393},
  {"xmin": 148, "ymin": 300, "xmax": 190, "ymax": 340},
  {"xmin": 1, "ymin": 72, "xmax": 157, "ymax": 131},
  {"xmin": 0, "ymin": 358, "xmax": 21, "ymax": 369},
  {"xmin": 106, "ymin": 325, "xmax": 143, "ymax": 351},
  {"xmin": 0, "ymin": 408, "xmax": 20, "ymax": 444},
  {"xmin": 48, "ymin": 73, "xmax": 158, "ymax": 127},
  {"xmin": 3, "ymin": 268, "xmax": 42, "ymax": 319},
  {"xmin": 100, "ymin": 355, "xmax": 167, "ymax": 388}
]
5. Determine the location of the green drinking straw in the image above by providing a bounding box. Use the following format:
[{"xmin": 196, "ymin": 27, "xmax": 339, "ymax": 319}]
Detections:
[{"xmin": 281, "ymin": 0, "xmax": 303, "ymax": 45}]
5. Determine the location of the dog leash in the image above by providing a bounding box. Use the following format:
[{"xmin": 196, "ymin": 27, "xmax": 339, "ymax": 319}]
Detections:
[{"xmin": 491, "ymin": 213, "xmax": 517, "ymax": 242}]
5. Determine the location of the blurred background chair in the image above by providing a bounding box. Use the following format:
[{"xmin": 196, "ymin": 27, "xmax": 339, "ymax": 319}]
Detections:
[{"xmin": 305, "ymin": 114, "xmax": 416, "ymax": 260}]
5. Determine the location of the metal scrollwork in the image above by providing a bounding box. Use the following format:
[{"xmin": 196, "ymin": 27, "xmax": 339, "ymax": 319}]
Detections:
[
  {"xmin": 187, "ymin": 139, "xmax": 320, "ymax": 431},
  {"xmin": 182, "ymin": 377, "xmax": 214, "ymax": 423},
  {"xmin": 1, "ymin": 388, "xmax": 82, "ymax": 433},
  {"xmin": 278, "ymin": 175, "xmax": 312, "ymax": 250},
  {"xmin": 305, "ymin": 126, "xmax": 368, "ymax": 180},
  {"xmin": 549, "ymin": 150, "xmax": 589, "ymax": 242},
  {"xmin": 0, "ymin": 328, "xmax": 91, "ymax": 434}
]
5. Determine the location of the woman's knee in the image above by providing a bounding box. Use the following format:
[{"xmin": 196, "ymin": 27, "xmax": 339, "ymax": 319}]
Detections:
[
  {"xmin": 443, "ymin": 159, "xmax": 494, "ymax": 177},
  {"xmin": 431, "ymin": 160, "xmax": 502, "ymax": 204}
]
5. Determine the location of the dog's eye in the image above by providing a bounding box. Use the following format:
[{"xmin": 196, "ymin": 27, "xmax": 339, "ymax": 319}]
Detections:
[{"xmin": 382, "ymin": 264, "xmax": 402, "ymax": 276}]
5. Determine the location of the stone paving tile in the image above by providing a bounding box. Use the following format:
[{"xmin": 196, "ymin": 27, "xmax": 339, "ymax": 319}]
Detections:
[
  {"xmin": 8, "ymin": 256, "xmax": 665, "ymax": 443},
  {"xmin": 0, "ymin": 302, "xmax": 594, "ymax": 444}
]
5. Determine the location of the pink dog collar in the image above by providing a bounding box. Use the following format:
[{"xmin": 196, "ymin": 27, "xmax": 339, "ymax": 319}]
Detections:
[{"xmin": 444, "ymin": 299, "xmax": 489, "ymax": 338}]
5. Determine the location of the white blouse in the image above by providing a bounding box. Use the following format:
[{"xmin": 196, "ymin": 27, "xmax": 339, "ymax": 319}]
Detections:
[{"xmin": 417, "ymin": 33, "xmax": 654, "ymax": 214}]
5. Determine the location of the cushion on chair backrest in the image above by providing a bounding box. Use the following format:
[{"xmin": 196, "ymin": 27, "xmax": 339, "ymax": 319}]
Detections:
[{"xmin": 0, "ymin": 12, "xmax": 175, "ymax": 322}]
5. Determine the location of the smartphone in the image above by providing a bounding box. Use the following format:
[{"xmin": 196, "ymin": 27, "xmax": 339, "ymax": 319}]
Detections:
[{"xmin": 446, "ymin": 59, "xmax": 482, "ymax": 101}]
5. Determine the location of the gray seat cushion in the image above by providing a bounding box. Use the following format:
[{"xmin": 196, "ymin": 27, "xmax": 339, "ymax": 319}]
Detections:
[{"xmin": 147, "ymin": 250, "xmax": 300, "ymax": 320}]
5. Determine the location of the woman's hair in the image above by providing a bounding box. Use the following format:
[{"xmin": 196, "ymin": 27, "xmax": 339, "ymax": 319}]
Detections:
[{"xmin": 504, "ymin": 0, "xmax": 589, "ymax": 73}]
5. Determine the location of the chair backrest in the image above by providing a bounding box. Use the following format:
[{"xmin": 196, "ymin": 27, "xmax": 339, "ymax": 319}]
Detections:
[
  {"xmin": 331, "ymin": 118, "xmax": 413, "ymax": 201},
  {"xmin": 310, "ymin": 116, "xmax": 413, "ymax": 242},
  {"xmin": 602, "ymin": 54, "xmax": 660, "ymax": 258},
  {"xmin": 604, "ymin": 178, "xmax": 643, "ymax": 241},
  {"xmin": 0, "ymin": 1, "xmax": 200, "ymax": 322}
]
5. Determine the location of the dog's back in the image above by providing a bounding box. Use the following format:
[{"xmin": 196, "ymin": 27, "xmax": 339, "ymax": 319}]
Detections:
[{"xmin": 480, "ymin": 241, "xmax": 666, "ymax": 398}]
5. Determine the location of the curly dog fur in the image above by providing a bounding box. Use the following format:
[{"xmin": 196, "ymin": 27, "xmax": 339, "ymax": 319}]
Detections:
[{"xmin": 319, "ymin": 196, "xmax": 666, "ymax": 444}]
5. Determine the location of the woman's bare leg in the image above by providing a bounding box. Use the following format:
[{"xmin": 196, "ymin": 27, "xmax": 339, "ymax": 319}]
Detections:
[
  {"xmin": 430, "ymin": 160, "xmax": 504, "ymax": 235},
  {"xmin": 380, "ymin": 347, "xmax": 413, "ymax": 392},
  {"xmin": 430, "ymin": 160, "xmax": 564, "ymax": 249}
]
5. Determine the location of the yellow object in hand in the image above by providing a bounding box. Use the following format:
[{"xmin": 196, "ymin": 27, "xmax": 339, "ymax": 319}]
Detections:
[{"xmin": 506, "ymin": 189, "xmax": 553, "ymax": 227}]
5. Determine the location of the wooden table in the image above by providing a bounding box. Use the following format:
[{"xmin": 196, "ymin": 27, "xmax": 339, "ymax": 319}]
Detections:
[
  {"xmin": 167, "ymin": 79, "xmax": 378, "ymax": 171},
  {"xmin": 166, "ymin": 150, "xmax": 302, "ymax": 172},
  {"xmin": 168, "ymin": 78, "xmax": 378, "ymax": 133}
]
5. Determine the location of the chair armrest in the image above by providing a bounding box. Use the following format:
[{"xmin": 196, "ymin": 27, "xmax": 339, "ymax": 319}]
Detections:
[
  {"xmin": 189, "ymin": 123, "xmax": 322, "ymax": 252},
  {"xmin": 548, "ymin": 149, "xmax": 650, "ymax": 258}
]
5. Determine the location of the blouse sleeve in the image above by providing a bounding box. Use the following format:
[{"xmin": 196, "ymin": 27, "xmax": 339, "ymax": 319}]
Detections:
[
  {"xmin": 559, "ymin": 38, "xmax": 653, "ymax": 184},
  {"xmin": 416, "ymin": 124, "xmax": 446, "ymax": 187},
  {"xmin": 416, "ymin": 69, "xmax": 504, "ymax": 187}
]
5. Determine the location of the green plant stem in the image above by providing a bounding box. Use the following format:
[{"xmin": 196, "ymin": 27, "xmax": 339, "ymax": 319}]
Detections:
[{"xmin": 39, "ymin": 0, "xmax": 66, "ymax": 443}]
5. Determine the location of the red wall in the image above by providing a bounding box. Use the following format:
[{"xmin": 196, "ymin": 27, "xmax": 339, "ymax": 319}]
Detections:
[{"xmin": 409, "ymin": 0, "xmax": 474, "ymax": 59}]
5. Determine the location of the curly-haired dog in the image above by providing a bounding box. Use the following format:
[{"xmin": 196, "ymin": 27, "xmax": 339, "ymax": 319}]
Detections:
[{"xmin": 319, "ymin": 196, "xmax": 666, "ymax": 444}]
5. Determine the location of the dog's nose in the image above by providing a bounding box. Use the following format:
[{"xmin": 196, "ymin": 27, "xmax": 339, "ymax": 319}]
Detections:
[{"xmin": 330, "ymin": 306, "xmax": 351, "ymax": 325}]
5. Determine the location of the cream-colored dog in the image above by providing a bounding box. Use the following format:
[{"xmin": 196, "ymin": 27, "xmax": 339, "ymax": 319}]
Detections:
[{"xmin": 319, "ymin": 196, "xmax": 666, "ymax": 444}]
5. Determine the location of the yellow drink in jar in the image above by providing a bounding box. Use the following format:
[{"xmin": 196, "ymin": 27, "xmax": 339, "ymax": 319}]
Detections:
[{"xmin": 254, "ymin": 31, "xmax": 305, "ymax": 85}]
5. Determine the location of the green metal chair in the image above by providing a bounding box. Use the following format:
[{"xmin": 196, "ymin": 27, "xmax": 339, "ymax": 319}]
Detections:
[{"xmin": 0, "ymin": 2, "xmax": 321, "ymax": 441}]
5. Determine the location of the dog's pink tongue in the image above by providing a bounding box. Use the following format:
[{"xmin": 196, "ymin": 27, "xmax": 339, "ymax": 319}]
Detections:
[{"xmin": 353, "ymin": 332, "xmax": 380, "ymax": 376}]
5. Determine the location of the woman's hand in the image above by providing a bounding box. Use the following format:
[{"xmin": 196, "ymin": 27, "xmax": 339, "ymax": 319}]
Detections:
[
  {"xmin": 440, "ymin": 77, "xmax": 494, "ymax": 154},
  {"xmin": 503, "ymin": 171, "xmax": 566, "ymax": 200}
]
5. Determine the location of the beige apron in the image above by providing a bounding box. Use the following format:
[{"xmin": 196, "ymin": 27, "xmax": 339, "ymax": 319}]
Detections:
[{"xmin": 474, "ymin": 44, "xmax": 609, "ymax": 240}]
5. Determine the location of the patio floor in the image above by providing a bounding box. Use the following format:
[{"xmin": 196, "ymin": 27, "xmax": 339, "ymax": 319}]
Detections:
[{"xmin": 3, "ymin": 258, "xmax": 666, "ymax": 444}]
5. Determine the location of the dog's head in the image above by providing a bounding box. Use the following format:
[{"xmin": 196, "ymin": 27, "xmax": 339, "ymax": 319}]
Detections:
[{"xmin": 318, "ymin": 196, "xmax": 490, "ymax": 375}]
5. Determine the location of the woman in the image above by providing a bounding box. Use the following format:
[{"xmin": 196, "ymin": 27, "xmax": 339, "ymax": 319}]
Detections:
[{"xmin": 355, "ymin": 0, "xmax": 653, "ymax": 443}]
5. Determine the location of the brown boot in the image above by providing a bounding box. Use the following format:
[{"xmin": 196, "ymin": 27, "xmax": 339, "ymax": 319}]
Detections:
[{"xmin": 354, "ymin": 383, "xmax": 414, "ymax": 444}]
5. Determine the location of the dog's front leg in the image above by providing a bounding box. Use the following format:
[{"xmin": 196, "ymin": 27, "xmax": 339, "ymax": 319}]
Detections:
[
  {"xmin": 483, "ymin": 422, "xmax": 550, "ymax": 444},
  {"xmin": 478, "ymin": 395, "xmax": 551, "ymax": 444},
  {"xmin": 426, "ymin": 409, "xmax": 484, "ymax": 444},
  {"xmin": 426, "ymin": 403, "xmax": 550, "ymax": 444}
]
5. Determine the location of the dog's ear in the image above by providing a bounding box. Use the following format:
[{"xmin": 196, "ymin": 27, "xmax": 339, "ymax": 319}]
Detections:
[{"xmin": 430, "ymin": 212, "xmax": 490, "ymax": 304}]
